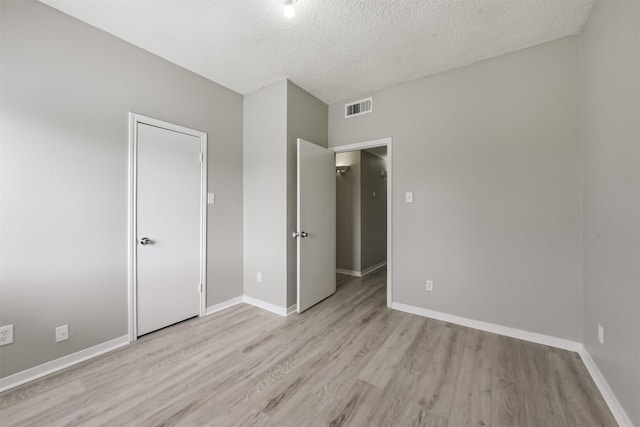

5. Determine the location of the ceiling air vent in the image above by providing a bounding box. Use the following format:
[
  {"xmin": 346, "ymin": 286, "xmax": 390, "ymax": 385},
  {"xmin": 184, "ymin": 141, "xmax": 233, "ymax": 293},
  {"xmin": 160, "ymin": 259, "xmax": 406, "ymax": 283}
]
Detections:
[{"xmin": 345, "ymin": 97, "xmax": 372, "ymax": 118}]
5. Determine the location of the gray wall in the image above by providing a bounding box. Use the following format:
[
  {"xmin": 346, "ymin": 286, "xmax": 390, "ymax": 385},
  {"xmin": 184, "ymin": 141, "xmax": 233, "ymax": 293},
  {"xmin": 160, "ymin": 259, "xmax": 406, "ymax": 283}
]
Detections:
[
  {"xmin": 580, "ymin": 0, "xmax": 640, "ymax": 424},
  {"xmin": 329, "ymin": 36, "xmax": 583, "ymax": 341},
  {"xmin": 360, "ymin": 151, "xmax": 387, "ymax": 271},
  {"xmin": 286, "ymin": 81, "xmax": 328, "ymax": 307},
  {"xmin": 243, "ymin": 81, "xmax": 288, "ymax": 307},
  {"xmin": 0, "ymin": 0, "xmax": 244, "ymax": 378},
  {"xmin": 244, "ymin": 80, "xmax": 326, "ymax": 310},
  {"xmin": 336, "ymin": 151, "xmax": 362, "ymax": 272}
]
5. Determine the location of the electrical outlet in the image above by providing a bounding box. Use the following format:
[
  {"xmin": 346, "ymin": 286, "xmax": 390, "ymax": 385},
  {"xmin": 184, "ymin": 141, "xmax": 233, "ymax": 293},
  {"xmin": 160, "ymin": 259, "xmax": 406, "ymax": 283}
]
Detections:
[
  {"xmin": 0, "ymin": 325, "xmax": 14, "ymax": 346},
  {"xmin": 256, "ymin": 272, "xmax": 263, "ymax": 283},
  {"xmin": 597, "ymin": 324, "xmax": 604, "ymax": 344},
  {"xmin": 425, "ymin": 280, "xmax": 434, "ymax": 291},
  {"xmin": 55, "ymin": 324, "xmax": 69, "ymax": 343},
  {"xmin": 405, "ymin": 192, "xmax": 414, "ymax": 203}
]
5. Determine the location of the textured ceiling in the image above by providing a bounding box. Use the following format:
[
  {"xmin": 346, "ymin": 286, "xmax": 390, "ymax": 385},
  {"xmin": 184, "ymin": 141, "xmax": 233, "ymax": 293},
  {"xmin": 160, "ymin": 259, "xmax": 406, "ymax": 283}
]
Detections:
[{"xmin": 39, "ymin": 0, "xmax": 594, "ymax": 104}]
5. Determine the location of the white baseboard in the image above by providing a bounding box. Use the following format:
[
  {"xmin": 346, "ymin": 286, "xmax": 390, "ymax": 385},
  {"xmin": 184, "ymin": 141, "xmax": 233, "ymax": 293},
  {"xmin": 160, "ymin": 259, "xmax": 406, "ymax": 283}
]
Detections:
[
  {"xmin": 336, "ymin": 268, "xmax": 361, "ymax": 277},
  {"xmin": 207, "ymin": 296, "xmax": 294, "ymax": 318},
  {"xmin": 205, "ymin": 296, "xmax": 244, "ymax": 316},
  {"xmin": 390, "ymin": 302, "xmax": 581, "ymax": 352},
  {"xmin": 0, "ymin": 335, "xmax": 129, "ymax": 393},
  {"xmin": 286, "ymin": 304, "xmax": 298, "ymax": 316},
  {"xmin": 0, "ymin": 294, "xmax": 285, "ymax": 394},
  {"xmin": 243, "ymin": 295, "xmax": 287, "ymax": 317},
  {"xmin": 0, "ymin": 294, "xmax": 291, "ymax": 393},
  {"xmin": 361, "ymin": 261, "xmax": 387, "ymax": 277},
  {"xmin": 207, "ymin": 296, "xmax": 297, "ymax": 318},
  {"xmin": 578, "ymin": 346, "xmax": 634, "ymax": 427},
  {"xmin": 391, "ymin": 301, "xmax": 632, "ymax": 425},
  {"xmin": 337, "ymin": 261, "xmax": 387, "ymax": 278}
]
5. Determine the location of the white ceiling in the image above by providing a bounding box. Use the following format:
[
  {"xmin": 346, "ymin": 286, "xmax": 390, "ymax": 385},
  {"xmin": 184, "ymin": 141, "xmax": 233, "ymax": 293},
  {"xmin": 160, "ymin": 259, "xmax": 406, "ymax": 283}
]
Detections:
[{"xmin": 39, "ymin": 0, "xmax": 594, "ymax": 105}]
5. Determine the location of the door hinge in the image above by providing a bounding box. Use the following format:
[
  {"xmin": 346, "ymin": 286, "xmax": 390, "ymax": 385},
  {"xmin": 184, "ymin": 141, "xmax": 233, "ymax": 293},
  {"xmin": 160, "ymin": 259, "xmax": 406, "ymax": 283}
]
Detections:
[
  {"xmin": 199, "ymin": 283, "xmax": 204, "ymax": 293},
  {"xmin": 199, "ymin": 153, "xmax": 204, "ymax": 162}
]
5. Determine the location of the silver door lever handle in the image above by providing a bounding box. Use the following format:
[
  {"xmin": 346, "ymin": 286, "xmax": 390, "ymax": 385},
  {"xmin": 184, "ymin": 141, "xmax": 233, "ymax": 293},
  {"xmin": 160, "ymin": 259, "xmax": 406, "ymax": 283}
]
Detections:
[
  {"xmin": 292, "ymin": 231, "xmax": 309, "ymax": 238},
  {"xmin": 140, "ymin": 237, "xmax": 152, "ymax": 245}
]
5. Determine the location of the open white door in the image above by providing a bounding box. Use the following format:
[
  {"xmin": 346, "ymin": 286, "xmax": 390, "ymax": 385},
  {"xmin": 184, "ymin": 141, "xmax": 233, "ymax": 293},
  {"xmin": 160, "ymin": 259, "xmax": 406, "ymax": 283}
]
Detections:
[{"xmin": 296, "ymin": 138, "xmax": 336, "ymax": 313}]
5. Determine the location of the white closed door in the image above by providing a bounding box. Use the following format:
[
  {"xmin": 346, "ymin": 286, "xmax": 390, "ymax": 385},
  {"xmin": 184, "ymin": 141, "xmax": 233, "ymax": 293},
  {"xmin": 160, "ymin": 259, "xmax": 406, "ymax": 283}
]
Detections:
[
  {"xmin": 297, "ymin": 138, "xmax": 336, "ymax": 313},
  {"xmin": 136, "ymin": 123, "xmax": 202, "ymax": 336}
]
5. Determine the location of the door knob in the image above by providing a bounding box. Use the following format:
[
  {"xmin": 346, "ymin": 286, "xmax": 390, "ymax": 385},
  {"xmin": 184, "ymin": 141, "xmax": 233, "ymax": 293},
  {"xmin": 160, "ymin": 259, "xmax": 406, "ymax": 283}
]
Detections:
[
  {"xmin": 300, "ymin": 231, "xmax": 308, "ymax": 238},
  {"xmin": 139, "ymin": 237, "xmax": 152, "ymax": 245}
]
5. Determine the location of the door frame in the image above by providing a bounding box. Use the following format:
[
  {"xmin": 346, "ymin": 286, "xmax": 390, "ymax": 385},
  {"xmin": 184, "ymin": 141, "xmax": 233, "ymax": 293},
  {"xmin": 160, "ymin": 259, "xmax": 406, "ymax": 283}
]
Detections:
[
  {"xmin": 332, "ymin": 137, "xmax": 393, "ymax": 307},
  {"xmin": 127, "ymin": 113, "xmax": 208, "ymax": 342}
]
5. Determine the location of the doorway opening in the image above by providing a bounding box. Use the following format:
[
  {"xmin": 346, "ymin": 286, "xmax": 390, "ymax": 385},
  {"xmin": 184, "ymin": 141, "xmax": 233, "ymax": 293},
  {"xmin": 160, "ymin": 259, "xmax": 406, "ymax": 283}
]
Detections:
[{"xmin": 332, "ymin": 138, "xmax": 392, "ymax": 307}]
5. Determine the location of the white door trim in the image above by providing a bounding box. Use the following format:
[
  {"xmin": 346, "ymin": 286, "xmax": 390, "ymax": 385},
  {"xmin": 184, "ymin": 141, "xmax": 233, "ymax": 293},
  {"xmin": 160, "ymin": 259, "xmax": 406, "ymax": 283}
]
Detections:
[
  {"xmin": 332, "ymin": 138, "xmax": 393, "ymax": 307},
  {"xmin": 128, "ymin": 113, "xmax": 208, "ymax": 342}
]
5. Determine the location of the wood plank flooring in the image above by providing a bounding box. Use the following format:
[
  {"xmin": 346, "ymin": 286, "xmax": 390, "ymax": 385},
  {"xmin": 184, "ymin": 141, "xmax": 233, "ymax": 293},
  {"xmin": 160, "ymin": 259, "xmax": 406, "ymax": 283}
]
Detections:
[{"xmin": 0, "ymin": 269, "xmax": 617, "ymax": 426}]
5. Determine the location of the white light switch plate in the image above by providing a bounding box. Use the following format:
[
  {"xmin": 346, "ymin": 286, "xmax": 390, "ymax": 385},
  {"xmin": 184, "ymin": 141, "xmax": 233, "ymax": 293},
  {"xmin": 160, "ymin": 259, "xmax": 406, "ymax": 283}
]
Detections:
[{"xmin": 207, "ymin": 193, "xmax": 215, "ymax": 204}]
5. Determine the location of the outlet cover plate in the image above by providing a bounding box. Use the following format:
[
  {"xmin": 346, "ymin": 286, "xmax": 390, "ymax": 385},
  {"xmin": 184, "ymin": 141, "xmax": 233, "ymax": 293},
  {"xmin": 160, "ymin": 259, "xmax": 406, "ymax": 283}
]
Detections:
[
  {"xmin": 405, "ymin": 192, "xmax": 414, "ymax": 203},
  {"xmin": 0, "ymin": 324, "xmax": 14, "ymax": 346},
  {"xmin": 56, "ymin": 324, "xmax": 69, "ymax": 343}
]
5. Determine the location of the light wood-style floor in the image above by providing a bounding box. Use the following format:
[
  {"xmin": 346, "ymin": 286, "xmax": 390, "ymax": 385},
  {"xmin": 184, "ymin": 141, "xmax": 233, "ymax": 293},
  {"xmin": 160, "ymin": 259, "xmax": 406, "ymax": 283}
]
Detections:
[{"xmin": 0, "ymin": 269, "xmax": 617, "ymax": 426}]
